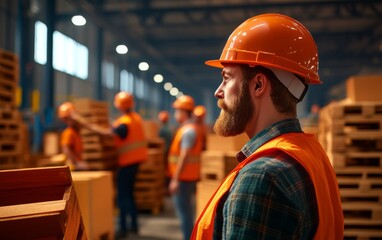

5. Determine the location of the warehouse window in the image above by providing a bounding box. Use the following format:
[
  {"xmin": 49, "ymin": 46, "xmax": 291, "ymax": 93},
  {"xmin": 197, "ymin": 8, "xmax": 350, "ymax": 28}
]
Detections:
[
  {"xmin": 135, "ymin": 77, "xmax": 144, "ymax": 100},
  {"xmin": 102, "ymin": 61, "xmax": 115, "ymax": 89},
  {"xmin": 52, "ymin": 31, "xmax": 89, "ymax": 79},
  {"xmin": 34, "ymin": 21, "xmax": 47, "ymax": 65},
  {"xmin": 120, "ymin": 70, "xmax": 134, "ymax": 93}
]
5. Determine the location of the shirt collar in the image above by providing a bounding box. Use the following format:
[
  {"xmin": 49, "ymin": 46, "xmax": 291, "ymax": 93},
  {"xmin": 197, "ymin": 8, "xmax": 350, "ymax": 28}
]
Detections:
[{"xmin": 236, "ymin": 118, "xmax": 303, "ymax": 162}]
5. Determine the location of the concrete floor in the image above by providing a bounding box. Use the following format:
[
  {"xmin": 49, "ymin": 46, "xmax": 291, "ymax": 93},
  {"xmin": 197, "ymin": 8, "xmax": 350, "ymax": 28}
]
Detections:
[{"xmin": 115, "ymin": 196, "xmax": 183, "ymax": 240}]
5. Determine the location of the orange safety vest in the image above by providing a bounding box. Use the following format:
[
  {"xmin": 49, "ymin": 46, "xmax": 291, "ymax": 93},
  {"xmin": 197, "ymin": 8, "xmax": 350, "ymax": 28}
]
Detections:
[
  {"xmin": 192, "ymin": 132, "xmax": 344, "ymax": 240},
  {"xmin": 113, "ymin": 112, "xmax": 148, "ymax": 167},
  {"xmin": 168, "ymin": 123, "xmax": 203, "ymax": 181},
  {"xmin": 61, "ymin": 127, "xmax": 83, "ymax": 161}
]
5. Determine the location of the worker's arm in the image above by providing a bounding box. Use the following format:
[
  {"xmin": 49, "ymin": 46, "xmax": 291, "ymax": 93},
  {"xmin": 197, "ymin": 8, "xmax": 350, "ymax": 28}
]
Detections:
[
  {"xmin": 71, "ymin": 112, "xmax": 113, "ymax": 136},
  {"xmin": 169, "ymin": 148, "xmax": 192, "ymax": 194},
  {"xmin": 62, "ymin": 145, "xmax": 80, "ymax": 166}
]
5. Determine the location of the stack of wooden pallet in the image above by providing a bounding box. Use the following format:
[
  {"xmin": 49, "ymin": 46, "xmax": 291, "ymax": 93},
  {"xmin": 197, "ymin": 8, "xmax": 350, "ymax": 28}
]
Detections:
[
  {"xmin": 0, "ymin": 49, "xmax": 27, "ymax": 170},
  {"xmin": 196, "ymin": 133, "xmax": 246, "ymax": 216},
  {"xmin": 0, "ymin": 166, "xmax": 86, "ymax": 239},
  {"xmin": 135, "ymin": 138, "xmax": 166, "ymax": 214},
  {"xmin": 318, "ymin": 100, "xmax": 382, "ymax": 239},
  {"xmin": 197, "ymin": 150, "xmax": 238, "ymax": 216},
  {"xmin": 72, "ymin": 98, "xmax": 116, "ymax": 170}
]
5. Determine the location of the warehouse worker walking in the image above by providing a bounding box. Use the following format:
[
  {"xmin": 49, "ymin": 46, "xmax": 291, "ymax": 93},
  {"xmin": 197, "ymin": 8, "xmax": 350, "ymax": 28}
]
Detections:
[
  {"xmin": 58, "ymin": 102, "xmax": 88, "ymax": 170},
  {"xmin": 192, "ymin": 14, "xmax": 344, "ymax": 239},
  {"xmin": 72, "ymin": 92, "xmax": 148, "ymax": 238},
  {"xmin": 158, "ymin": 110, "xmax": 173, "ymax": 158},
  {"xmin": 167, "ymin": 95, "xmax": 203, "ymax": 240}
]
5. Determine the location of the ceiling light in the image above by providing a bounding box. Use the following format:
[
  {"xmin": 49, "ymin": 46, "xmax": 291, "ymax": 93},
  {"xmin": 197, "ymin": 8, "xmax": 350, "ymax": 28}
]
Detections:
[
  {"xmin": 153, "ymin": 74, "xmax": 163, "ymax": 83},
  {"xmin": 116, "ymin": 45, "xmax": 128, "ymax": 54},
  {"xmin": 138, "ymin": 62, "xmax": 149, "ymax": 71},
  {"xmin": 71, "ymin": 15, "xmax": 86, "ymax": 26},
  {"xmin": 170, "ymin": 87, "xmax": 179, "ymax": 96},
  {"xmin": 164, "ymin": 82, "xmax": 173, "ymax": 91}
]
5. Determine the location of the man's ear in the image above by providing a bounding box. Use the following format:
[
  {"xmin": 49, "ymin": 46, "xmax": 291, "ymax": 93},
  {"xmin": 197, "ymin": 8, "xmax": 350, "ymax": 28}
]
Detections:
[{"xmin": 253, "ymin": 73, "xmax": 267, "ymax": 96}]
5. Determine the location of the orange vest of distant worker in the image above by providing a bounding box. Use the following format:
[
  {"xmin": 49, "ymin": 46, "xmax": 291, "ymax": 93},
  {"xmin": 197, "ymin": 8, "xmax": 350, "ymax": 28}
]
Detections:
[
  {"xmin": 168, "ymin": 123, "xmax": 203, "ymax": 181},
  {"xmin": 192, "ymin": 133, "xmax": 344, "ymax": 240},
  {"xmin": 113, "ymin": 112, "xmax": 148, "ymax": 167},
  {"xmin": 61, "ymin": 127, "xmax": 83, "ymax": 161}
]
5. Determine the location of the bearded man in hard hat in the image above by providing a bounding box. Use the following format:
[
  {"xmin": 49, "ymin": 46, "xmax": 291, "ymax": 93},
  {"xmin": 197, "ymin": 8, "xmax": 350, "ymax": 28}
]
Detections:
[
  {"xmin": 57, "ymin": 102, "xmax": 88, "ymax": 170},
  {"xmin": 167, "ymin": 95, "xmax": 204, "ymax": 240},
  {"xmin": 72, "ymin": 92, "xmax": 147, "ymax": 237},
  {"xmin": 192, "ymin": 14, "xmax": 343, "ymax": 240}
]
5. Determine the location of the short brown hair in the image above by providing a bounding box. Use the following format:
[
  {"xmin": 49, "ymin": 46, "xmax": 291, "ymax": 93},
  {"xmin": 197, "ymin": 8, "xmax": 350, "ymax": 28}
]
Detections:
[{"xmin": 240, "ymin": 65, "xmax": 297, "ymax": 115}]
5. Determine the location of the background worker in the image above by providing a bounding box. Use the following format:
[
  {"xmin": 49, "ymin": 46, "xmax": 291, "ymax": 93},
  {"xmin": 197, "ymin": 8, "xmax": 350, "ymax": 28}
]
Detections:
[
  {"xmin": 192, "ymin": 13, "xmax": 343, "ymax": 239},
  {"xmin": 167, "ymin": 95, "xmax": 203, "ymax": 240},
  {"xmin": 158, "ymin": 110, "xmax": 173, "ymax": 158},
  {"xmin": 193, "ymin": 105, "xmax": 208, "ymax": 151},
  {"xmin": 72, "ymin": 92, "xmax": 148, "ymax": 238},
  {"xmin": 57, "ymin": 102, "xmax": 88, "ymax": 170}
]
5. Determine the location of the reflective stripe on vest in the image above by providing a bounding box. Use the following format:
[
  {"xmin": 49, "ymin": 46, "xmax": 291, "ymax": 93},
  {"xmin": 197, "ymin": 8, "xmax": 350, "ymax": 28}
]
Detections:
[
  {"xmin": 117, "ymin": 141, "xmax": 147, "ymax": 155},
  {"xmin": 191, "ymin": 132, "xmax": 344, "ymax": 240}
]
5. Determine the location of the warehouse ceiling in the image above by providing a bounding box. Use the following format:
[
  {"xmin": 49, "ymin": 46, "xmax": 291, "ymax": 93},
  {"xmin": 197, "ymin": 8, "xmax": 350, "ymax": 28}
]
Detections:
[{"xmin": 62, "ymin": 0, "xmax": 382, "ymax": 105}]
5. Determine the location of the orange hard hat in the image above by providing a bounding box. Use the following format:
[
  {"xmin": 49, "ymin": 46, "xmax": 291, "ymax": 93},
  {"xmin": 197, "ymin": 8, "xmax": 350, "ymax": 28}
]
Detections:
[
  {"xmin": 193, "ymin": 105, "xmax": 206, "ymax": 118},
  {"xmin": 205, "ymin": 13, "xmax": 320, "ymax": 84},
  {"xmin": 158, "ymin": 111, "xmax": 169, "ymax": 123},
  {"xmin": 172, "ymin": 95, "xmax": 195, "ymax": 111},
  {"xmin": 114, "ymin": 92, "xmax": 134, "ymax": 111},
  {"xmin": 58, "ymin": 102, "xmax": 75, "ymax": 119}
]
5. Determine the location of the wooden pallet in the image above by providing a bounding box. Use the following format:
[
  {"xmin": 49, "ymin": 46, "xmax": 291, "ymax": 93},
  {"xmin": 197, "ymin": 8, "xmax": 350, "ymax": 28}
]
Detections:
[
  {"xmin": 322, "ymin": 132, "xmax": 382, "ymax": 153},
  {"xmin": 330, "ymin": 152, "xmax": 382, "ymax": 168},
  {"xmin": 343, "ymin": 202, "xmax": 382, "ymax": 220},
  {"xmin": 338, "ymin": 177, "xmax": 382, "ymax": 191},
  {"xmin": 321, "ymin": 101, "xmax": 382, "ymax": 120},
  {"xmin": 341, "ymin": 189, "xmax": 382, "ymax": 204},
  {"xmin": 324, "ymin": 117, "xmax": 382, "ymax": 135},
  {"xmin": 200, "ymin": 151, "xmax": 237, "ymax": 181},
  {"xmin": 0, "ymin": 141, "xmax": 21, "ymax": 156},
  {"xmin": 0, "ymin": 129, "xmax": 20, "ymax": 142},
  {"xmin": 336, "ymin": 167, "xmax": 382, "ymax": 179},
  {"xmin": 344, "ymin": 218, "xmax": 382, "ymax": 239}
]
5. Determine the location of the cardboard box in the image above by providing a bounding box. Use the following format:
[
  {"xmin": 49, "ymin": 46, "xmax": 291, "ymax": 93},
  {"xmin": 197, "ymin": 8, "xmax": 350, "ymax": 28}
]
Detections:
[
  {"xmin": 207, "ymin": 133, "xmax": 248, "ymax": 152},
  {"xmin": 346, "ymin": 75, "xmax": 382, "ymax": 102},
  {"xmin": 71, "ymin": 171, "xmax": 114, "ymax": 240},
  {"xmin": 43, "ymin": 131, "xmax": 61, "ymax": 156}
]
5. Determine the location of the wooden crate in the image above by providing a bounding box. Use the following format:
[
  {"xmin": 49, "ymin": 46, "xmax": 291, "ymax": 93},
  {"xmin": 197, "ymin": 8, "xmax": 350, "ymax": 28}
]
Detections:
[
  {"xmin": 0, "ymin": 166, "xmax": 86, "ymax": 239},
  {"xmin": 71, "ymin": 171, "xmax": 114, "ymax": 240},
  {"xmin": 200, "ymin": 151, "xmax": 237, "ymax": 181}
]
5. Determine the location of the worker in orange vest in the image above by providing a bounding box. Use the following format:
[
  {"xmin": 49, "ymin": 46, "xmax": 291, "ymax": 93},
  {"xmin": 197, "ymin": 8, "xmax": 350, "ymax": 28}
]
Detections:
[
  {"xmin": 167, "ymin": 95, "xmax": 203, "ymax": 240},
  {"xmin": 192, "ymin": 14, "xmax": 344, "ymax": 239},
  {"xmin": 58, "ymin": 102, "xmax": 88, "ymax": 170},
  {"xmin": 193, "ymin": 105, "xmax": 208, "ymax": 151},
  {"xmin": 72, "ymin": 92, "xmax": 148, "ymax": 238}
]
